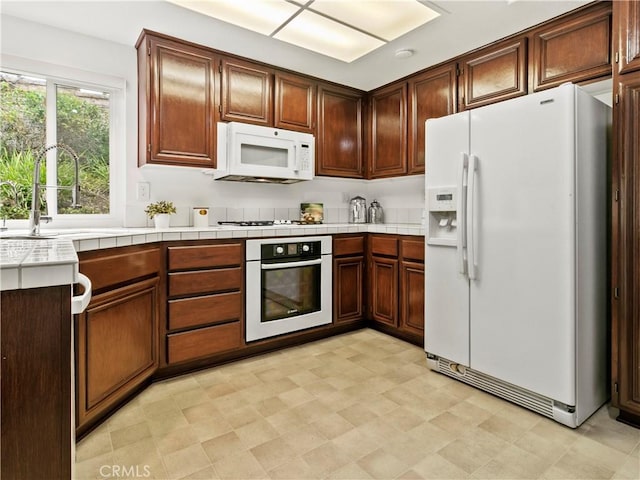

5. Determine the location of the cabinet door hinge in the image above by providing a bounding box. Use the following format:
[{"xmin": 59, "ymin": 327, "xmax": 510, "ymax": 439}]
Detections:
[
  {"xmin": 219, "ymin": 61, "xmax": 223, "ymax": 73},
  {"xmin": 615, "ymin": 189, "xmax": 620, "ymax": 202},
  {"xmin": 615, "ymin": 52, "xmax": 619, "ymax": 63},
  {"xmin": 614, "ymin": 382, "xmax": 619, "ymax": 393},
  {"xmin": 614, "ymin": 287, "xmax": 620, "ymax": 299},
  {"xmin": 615, "ymin": 93, "xmax": 620, "ymax": 104},
  {"xmin": 148, "ymin": 47, "xmax": 151, "ymax": 56},
  {"xmin": 456, "ymin": 67, "xmax": 462, "ymax": 76},
  {"xmin": 147, "ymin": 144, "xmax": 151, "ymax": 153},
  {"xmin": 218, "ymin": 105, "xmax": 222, "ymax": 113}
]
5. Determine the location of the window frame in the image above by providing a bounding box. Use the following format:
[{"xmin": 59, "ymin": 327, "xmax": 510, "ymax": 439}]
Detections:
[{"xmin": 0, "ymin": 54, "xmax": 125, "ymax": 228}]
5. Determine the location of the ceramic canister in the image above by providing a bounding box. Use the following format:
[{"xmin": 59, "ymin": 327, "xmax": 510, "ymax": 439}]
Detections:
[{"xmin": 192, "ymin": 207, "xmax": 210, "ymax": 227}]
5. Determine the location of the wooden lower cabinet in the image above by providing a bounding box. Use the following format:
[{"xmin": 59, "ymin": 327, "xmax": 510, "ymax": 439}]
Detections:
[
  {"xmin": 400, "ymin": 260, "xmax": 425, "ymax": 338},
  {"xmin": 333, "ymin": 235, "xmax": 366, "ymax": 323},
  {"xmin": 368, "ymin": 235, "xmax": 425, "ymax": 344},
  {"xmin": 1, "ymin": 286, "xmax": 72, "ymax": 480},
  {"xmin": 370, "ymin": 256, "xmax": 399, "ymax": 326},
  {"xmin": 76, "ymin": 244, "xmax": 162, "ymax": 435},
  {"xmin": 165, "ymin": 241, "xmax": 244, "ymax": 368},
  {"xmin": 76, "ymin": 277, "xmax": 159, "ymax": 433}
]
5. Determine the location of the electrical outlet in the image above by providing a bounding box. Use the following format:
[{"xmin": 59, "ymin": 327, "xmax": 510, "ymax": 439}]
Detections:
[{"xmin": 137, "ymin": 182, "xmax": 150, "ymax": 201}]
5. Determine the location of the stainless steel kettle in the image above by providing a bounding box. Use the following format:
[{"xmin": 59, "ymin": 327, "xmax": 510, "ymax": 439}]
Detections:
[
  {"xmin": 348, "ymin": 195, "xmax": 367, "ymax": 223},
  {"xmin": 368, "ymin": 199, "xmax": 384, "ymax": 224}
]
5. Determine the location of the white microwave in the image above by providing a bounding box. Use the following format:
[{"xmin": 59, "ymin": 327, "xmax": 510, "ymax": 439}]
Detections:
[{"xmin": 214, "ymin": 122, "xmax": 315, "ymax": 184}]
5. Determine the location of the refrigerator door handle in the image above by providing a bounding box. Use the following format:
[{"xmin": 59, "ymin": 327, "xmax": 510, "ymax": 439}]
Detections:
[
  {"xmin": 467, "ymin": 154, "xmax": 478, "ymax": 280},
  {"xmin": 457, "ymin": 152, "xmax": 468, "ymax": 274}
]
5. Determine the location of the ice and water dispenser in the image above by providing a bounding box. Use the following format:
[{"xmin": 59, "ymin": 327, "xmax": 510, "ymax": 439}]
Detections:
[{"xmin": 426, "ymin": 187, "xmax": 458, "ymax": 246}]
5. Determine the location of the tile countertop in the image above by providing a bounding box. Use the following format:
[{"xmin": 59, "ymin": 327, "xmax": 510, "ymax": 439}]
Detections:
[
  {"xmin": 0, "ymin": 223, "xmax": 425, "ymax": 291},
  {"xmin": 0, "ymin": 237, "xmax": 79, "ymax": 291}
]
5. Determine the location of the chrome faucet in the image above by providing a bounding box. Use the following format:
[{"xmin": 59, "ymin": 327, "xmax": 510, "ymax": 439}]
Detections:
[
  {"xmin": 29, "ymin": 143, "xmax": 81, "ymax": 236},
  {"xmin": 0, "ymin": 180, "xmax": 19, "ymax": 232}
]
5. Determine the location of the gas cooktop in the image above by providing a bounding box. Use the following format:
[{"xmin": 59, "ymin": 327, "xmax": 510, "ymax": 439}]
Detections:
[{"xmin": 218, "ymin": 220, "xmax": 322, "ymax": 227}]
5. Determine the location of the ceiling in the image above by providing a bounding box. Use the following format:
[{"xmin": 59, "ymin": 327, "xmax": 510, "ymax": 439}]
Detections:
[{"xmin": 0, "ymin": 0, "xmax": 591, "ymax": 91}]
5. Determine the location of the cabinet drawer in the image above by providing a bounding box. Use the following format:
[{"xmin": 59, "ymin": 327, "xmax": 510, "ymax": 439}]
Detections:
[
  {"xmin": 168, "ymin": 243, "xmax": 243, "ymax": 271},
  {"xmin": 80, "ymin": 247, "xmax": 161, "ymax": 292},
  {"xmin": 401, "ymin": 238, "xmax": 425, "ymax": 262},
  {"xmin": 167, "ymin": 321, "xmax": 242, "ymax": 364},
  {"xmin": 168, "ymin": 292, "xmax": 242, "ymax": 331},
  {"xmin": 334, "ymin": 236, "xmax": 365, "ymax": 256},
  {"xmin": 168, "ymin": 267, "xmax": 242, "ymax": 297},
  {"xmin": 370, "ymin": 235, "xmax": 398, "ymax": 257}
]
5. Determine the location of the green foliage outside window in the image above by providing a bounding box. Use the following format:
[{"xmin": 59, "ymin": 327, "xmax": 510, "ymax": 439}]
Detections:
[{"xmin": 0, "ymin": 73, "xmax": 111, "ymax": 219}]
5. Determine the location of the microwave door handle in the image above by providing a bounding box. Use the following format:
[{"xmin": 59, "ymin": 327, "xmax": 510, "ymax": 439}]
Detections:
[
  {"xmin": 261, "ymin": 258, "xmax": 322, "ymax": 270},
  {"xmin": 293, "ymin": 144, "xmax": 299, "ymax": 172}
]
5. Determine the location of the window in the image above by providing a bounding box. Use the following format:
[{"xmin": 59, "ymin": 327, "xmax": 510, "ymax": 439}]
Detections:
[{"xmin": 0, "ymin": 66, "xmax": 120, "ymax": 224}]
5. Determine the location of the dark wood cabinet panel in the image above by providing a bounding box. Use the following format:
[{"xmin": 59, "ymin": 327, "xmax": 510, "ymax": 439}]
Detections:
[
  {"xmin": 168, "ymin": 321, "xmax": 242, "ymax": 364},
  {"xmin": 399, "ymin": 260, "xmax": 425, "ymax": 338},
  {"xmin": 79, "ymin": 246, "xmax": 161, "ymax": 293},
  {"xmin": 612, "ymin": 70, "xmax": 640, "ymax": 427},
  {"xmin": 408, "ymin": 63, "xmax": 457, "ymax": 174},
  {"xmin": 76, "ymin": 277, "xmax": 159, "ymax": 431},
  {"xmin": 138, "ymin": 33, "xmax": 217, "ymax": 168},
  {"xmin": 370, "ymin": 256, "xmax": 398, "ymax": 326},
  {"xmin": 532, "ymin": 2, "xmax": 612, "ymax": 91},
  {"xmin": 1, "ymin": 286, "xmax": 72, "ymax": 480},
  {"xmin": 221, "ymin": 57, "xmax": 273, "ymax": 125},
  {"xmin": 333, "ymin": 234, "xmax": 366, "ymax": 324},
  {"xmin": 168, "ymin": 267, "xmax": 243, "ymax": 297},
  {"xmin": 459, "ymin": 36, "xmax": 528, "ymax": 110},
  {"xmin": 334, "ymin": 256, "xmax": 365, "ymax": 323},
  {"xmin": 168, "ymin": 291, "xmax": 242, "ymax": 331},
  {"xmin": 316, "ymin": 83, "xmax": 364, "ymax": 178},
  {"xmin": 334, "ymin": 235, "xmax": 365, "ymax": 257},
  {"xmin": 615, "ymin": 0, "xmax": 640, "ymax": 75},
  {"xmin": 168, "ymin": 243, "xmax": 243, "ymax": 270},
  {"xmin": 370, "ymin": 234, "xmax": 398, "ymax": 257},
  {"xmin": 369, "ymin": 83, "xmax": 408, "ymax": 178},
  {"xmin": 275, "ymin": 72, "xmax": 316, "ymax": 133}
]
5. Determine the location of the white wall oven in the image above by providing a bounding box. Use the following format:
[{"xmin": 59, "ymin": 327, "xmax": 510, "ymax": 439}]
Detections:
[{"xmin": 246, "ymin": 236, "xmax": 332, "ymax": 342}]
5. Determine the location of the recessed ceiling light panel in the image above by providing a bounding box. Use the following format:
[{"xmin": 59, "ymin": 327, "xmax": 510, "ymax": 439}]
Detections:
[
  {"xmin": 310, "ymin": 0, "xmax": 440, "ymax": 41},
  {"xmin": 167, "ymin": 0, "xmax": 299, "ymax": 36},
  {"xmin": 274, "ymin": 10, "xmax": 384, "ymax": 63}
]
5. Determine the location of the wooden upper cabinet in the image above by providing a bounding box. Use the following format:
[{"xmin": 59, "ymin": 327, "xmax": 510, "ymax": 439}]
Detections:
[
  {"xmin": 615, "ymin": 0, "xmax": 640, "ymax": 75},
  {"xmin": 369, "ymin": 82, "xmax": 408, "ymax": 178},
  {"xmin": 137, "ymin": 33, "xmax": 217, "ymax": 168},
  {"xmin": 316, "ymin": 83, "xmax": 364, "ymax": 178},
  {"xmin": 275, "ymin": 72, "xmax": 316, "ymax": 133},
  {"xmin": 458, "ymin": 36, "xmax": 528, "ymax": 110},
  {"xmin": 408, "ymin": 63, "xmax": 457, "ymax": 175},
  {"xmin": 221, "ymin": 57, "xmax": 273, "ymax": 125},
  {"xmin": 532, "ymin": 2, "xmax": 612, "ymax": 91}
]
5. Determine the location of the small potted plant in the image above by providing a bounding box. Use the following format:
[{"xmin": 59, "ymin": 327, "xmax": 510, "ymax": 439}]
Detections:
[{"xmin": 144, "ymin": 200, "xmax": 176, "ymax": 229}]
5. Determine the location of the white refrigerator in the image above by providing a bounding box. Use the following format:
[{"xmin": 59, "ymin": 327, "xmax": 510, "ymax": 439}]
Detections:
[{"xmin": 424, "ymin": 83, "xmax": 609, "ymax": 428}]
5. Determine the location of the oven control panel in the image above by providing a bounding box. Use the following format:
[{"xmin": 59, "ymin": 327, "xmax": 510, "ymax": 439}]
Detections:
[{"xmin": 261, "ymin": 241, "xmax": 321, "ymax": 261}]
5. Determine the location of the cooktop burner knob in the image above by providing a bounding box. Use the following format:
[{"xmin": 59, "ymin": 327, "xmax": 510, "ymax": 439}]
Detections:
[
  {"xmin": 302, "ymin": 244, "xmax": 310, "ymax": 252},
  {"xmin": 275, "ymin": 246, "xmax": 285, "ymax": 255}
]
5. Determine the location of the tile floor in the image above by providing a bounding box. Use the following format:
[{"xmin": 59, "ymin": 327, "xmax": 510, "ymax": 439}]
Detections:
[{"xmin": 75, "ymin": 329, "xmax": 640, "ymax": 480}]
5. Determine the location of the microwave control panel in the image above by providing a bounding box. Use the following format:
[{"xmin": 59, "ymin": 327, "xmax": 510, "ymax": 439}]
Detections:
[{"xmin": 299, "ymin": 144, "xmax": 311, "ymax": 172}]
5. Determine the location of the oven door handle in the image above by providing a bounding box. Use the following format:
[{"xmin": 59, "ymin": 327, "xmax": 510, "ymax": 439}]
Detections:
[{"xmin": 261, "ymin": 258, "xmax": 323, "ymax": 270}]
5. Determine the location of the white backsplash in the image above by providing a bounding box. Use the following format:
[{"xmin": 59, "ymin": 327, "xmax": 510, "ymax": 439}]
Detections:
[{"xmin": 125, "ymin": 170, "xmax": 426, "ymax": 228}]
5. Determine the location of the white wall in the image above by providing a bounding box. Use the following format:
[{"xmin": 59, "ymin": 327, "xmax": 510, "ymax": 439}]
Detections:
[{"xmin": 0, "ymin": 15, "xmax": 425, "ymax": 227}]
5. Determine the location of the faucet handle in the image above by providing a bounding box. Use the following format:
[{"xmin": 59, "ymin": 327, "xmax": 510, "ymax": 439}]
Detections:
[{"xmin": 40, "ymin": 215, "xmax": 53, "ymax": 224}]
